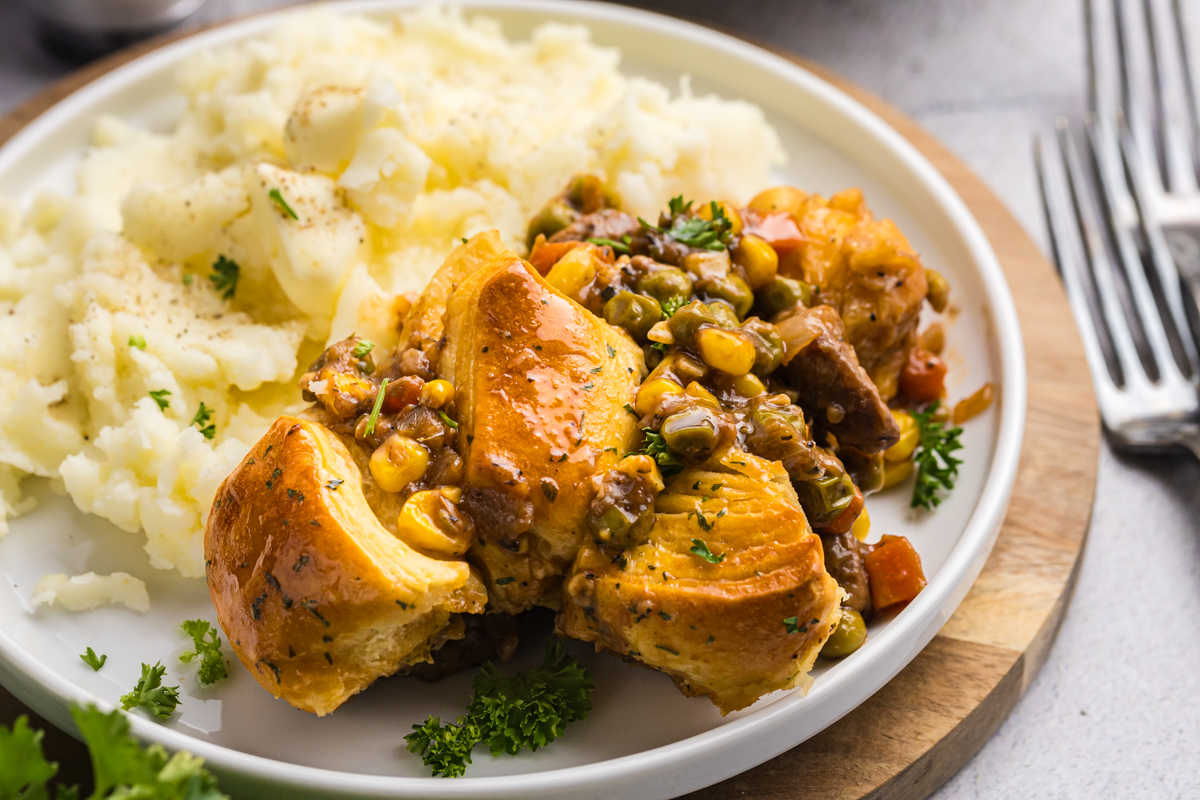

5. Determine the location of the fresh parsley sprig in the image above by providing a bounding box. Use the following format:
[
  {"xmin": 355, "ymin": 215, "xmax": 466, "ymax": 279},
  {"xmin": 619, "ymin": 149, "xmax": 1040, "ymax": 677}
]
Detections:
[
  {"xmin": 119, "ymin": 662, "xmax": 181, "ymax": 721},
  {"xmin": 636, "ymin": 428, "xmax": 683, "ymax": 476},
  {"xmin": 80, "ymin": 647, "xmax": 106, "ymax": 672},
  {"xmin": 639, "ymin": 197, "xmax": 732, "ymax": 251},
  {"xmin": 269, "ymin": 188, "xmax": 299, "ymax": 220},
  {"xmin": 910, "ymin": 400, "xmax": 964, "ymax": 511},
  {"xmin": 0, "ymin": 704, "xmax": 227, "ymax": 799},
  {"xmin": 405, "ymin": 639, "xmax": 593, "ymax": 778},
  {"xmin": 179, "ymin": 620, "xmax": 228, "ymax": 686}
]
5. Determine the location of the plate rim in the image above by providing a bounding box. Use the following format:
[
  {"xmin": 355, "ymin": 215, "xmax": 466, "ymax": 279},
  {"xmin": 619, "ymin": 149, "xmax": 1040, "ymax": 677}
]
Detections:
[{"xmin": 0, "ymin": 1, "xmax": 1028, "ymax": 796}]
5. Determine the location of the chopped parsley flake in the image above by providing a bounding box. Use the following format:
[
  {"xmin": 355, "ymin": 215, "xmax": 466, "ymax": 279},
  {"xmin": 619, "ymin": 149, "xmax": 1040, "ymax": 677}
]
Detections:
[
  {"xmin": 120, "ymin": 662, "xmax": 180, "ymax": 721},
  {"xmin": 179, "ymin": 619, "xmax": 228, "ymax": 686},
  {"xmin": 209, "ymin": 255, "xmax": 240, "ymax": 300},
  {"xmin": 783, "ymin": 617, "xmax": 807, "ymax": 635},
  {"xmin": 148, "ymin": 389, "xmax": 171, "ymax": 411},
  {"xmin": 128, "ymin": 334, "xmax": 146, "ymax": 350},
  {"xmin": 352, "ymin": 339, "xmax": 375, "ymax": 359},
  {"xmin": 586, "ymin": 236, "xmax": 631, "ymax": 254},
  {"xmin": 191, "ymin": 402, "xmax": 216, "ymax": 439},
  {"xmin": 637, "ymin": 428, "xmax": 683, "ymax": 476},
  {"xmin": 269, "ymin": 188, "xmax": 299, "ymax": 220},
  {"xmin": 439, "ymin": 409, "xmax": 459, "ymax": 430},
  {"xmin": 366, "ymin": 378, "xmax": 389, "ymax": 436},
  {"xmin": 689, "ymin": 538, "xmax": 725, "ymax": 564},
  {"xmin": 80, "ymin": 647, "xmax": 106, "ymax": 671}
]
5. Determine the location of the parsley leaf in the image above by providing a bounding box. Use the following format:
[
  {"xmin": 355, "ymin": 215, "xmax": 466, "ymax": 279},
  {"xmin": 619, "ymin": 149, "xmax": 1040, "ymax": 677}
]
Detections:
[
  {"xmin": 640, "ymin": 198, "xmax": 732, "ymax": 251},
  {"xmin": 782, "ymin": 617, "xmax": 805, "ymax": 634},
  {"xmin": 191, "ymin": 402, "xmax": 216, "ymax": 440},
  {"xmin": 405, "ymin": 639, "xmax": 593, "ymax": 777},
  {"xmin": 910, "ymin": 400, "xmax": 964, "ymax": 511},
  {"xmin": 586, "ymin": 236, "xmax": 630, "ymax": 254},
  {"xmin": 269, "ymin": 188, "xmax": 299, "ymax": 220},
  {"xmin": 352, "ymin": 339, "xmax": 375, "ymax": 360},
  {"xmin": 689, "ymin": 538, "xmax": 724, "ymax": 564},
  {"xmin": 148, "ymin": 389, "xmax": 171, "ymax": 411},
  {"xmin": 128, "ymin": 334, "xmax": 146, "ymax": 350},
  {"xmin": 439, "ymin": 409, "xmax": 459, "ymax": 430},
  {"xmin": 637, "ymin": 428, "xmax": 683, "ymax": 476},
  {"xmin": 660, "ymin": 295, "xmax": 687, "ymax": 317},
  {"xmin": 208, "ymin": 255, "xmax": 239, "ymax": 301},
  {"xmin": 0, "ymin": 714, "xmax": 58, "ymax": 799},
  {"xmin": 120, "ymin": 662, "xmax": 181, "ymax": 721},
  {"xmin": 80, "ymin": 647, "xmax": 107, "ymax": 671},
  {"xmin": 179, "ymin": 619, "xmax": 228, "ymax": 686}
]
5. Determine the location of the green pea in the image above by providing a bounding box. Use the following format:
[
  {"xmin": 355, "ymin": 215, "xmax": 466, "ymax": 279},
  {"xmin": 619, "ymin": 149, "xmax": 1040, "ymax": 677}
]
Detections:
[
  {"xmin": 794, "ymin": 473, "xmax": 855, "ymax": 527},
  {"xmin": 706, "ymin": 301, "xmax": 741, "ymax": 329},
  {"xmin": 660, "ymin": 407, "xmax": 720, "ymax": 460},
  {"xmin": 821, "ymin": 608, "xmax": 867, "ymax": 658},
  {"xmin": 637, "ymin": 267, "xmax": 693, "ymax": 305},
  {"xmin": 740, "ymin": 317, "xmax": 785, "ymax": 375},
  {"xmin": 603, "ymin": 291, "xmax": 662, "ymax": 341},
  {"xmin": 699, "ymin": 274, "xmax": 754, "ymax": 318},
  {"xmin": 668, "ymin": 300, "xmax": 717, "ymax": 349},
  {"xmin": 755, "ymin": 277, "xmax": 811, "ymax": 319},
  {"xmin": 526, "ymin": 200, "xmax": 577, "ymax": 249}
]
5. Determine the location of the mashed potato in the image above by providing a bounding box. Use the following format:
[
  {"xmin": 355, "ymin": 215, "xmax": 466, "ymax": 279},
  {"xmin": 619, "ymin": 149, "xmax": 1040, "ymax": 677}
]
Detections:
[{"xmin": 0, "ymin": 5, "xmax": 784, "ymax": 583}]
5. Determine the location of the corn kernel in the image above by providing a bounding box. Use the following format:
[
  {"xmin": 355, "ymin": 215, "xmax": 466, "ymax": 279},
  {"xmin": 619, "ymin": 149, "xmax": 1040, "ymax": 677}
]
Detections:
[
  {"xmin": 685, "ymin": 381, "xmax": 721, "ymax": 409},
  {"xmin": 420, "ymin": 379, "xmax": 456, "ymax": 409},
  {"xmin": 695, "ymin": 327, "xmax": 756, "ymax": 376},
  {"xmin": 884, "ymin": 410, "xmax": 919, "ymax": 463},
  {"xmin": 851, "ymin": 506, "xmax": 871, "ymax": 541},
  {"xmin": 733, "ymin": 234, "xmax": 779, "ymax": 289},
  {"xmin": 882, "ymin": 459, "xmax": 915, "ymax": 489},
  {"xmin": 396, "ymin": 488, "xmax": 473, "ymax": 556},
  {"xmin": 732, "ymin": 372, "xmax": 766, "ymax": 397},
  {"xmin": 544, "ymin": 247, "xmax": 596, "ymax": 299},
  {"xmin": 697, "ymin": 200, "xmax": 743, "ymax": 235},
  {"xmin": 926, "ymin": 269, "xmax": 950, "ymax": 313},
  {"xmin": 635, "ymin": 378, "xmax": 684, "ymax": 416},
  {"xmin": 369, "ymin": 434, "xmax": 429, "ymax": 493},
  {"xmin": 747, "ymin": 186, "xmax": 806, "ymax": 217}
]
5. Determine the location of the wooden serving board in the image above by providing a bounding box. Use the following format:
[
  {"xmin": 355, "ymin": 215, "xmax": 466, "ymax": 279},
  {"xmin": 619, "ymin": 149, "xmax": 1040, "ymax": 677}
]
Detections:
[{"xmin": 0, "ymin": 20, "xmax": 1099, "ymax": 800}]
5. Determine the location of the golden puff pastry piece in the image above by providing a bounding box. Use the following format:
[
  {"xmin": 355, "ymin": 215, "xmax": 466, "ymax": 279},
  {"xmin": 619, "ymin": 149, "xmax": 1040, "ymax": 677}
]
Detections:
[
  {"xmin": 205, "ymin": 416, "xmax": 485, "ymax": 716},
  {"xmin": 558, "ymin": 453, "xmax": 841, "ymax": 715},
  {"xmin": 438, "ymin": 251, "xmax": 645, "ymax": 613}
]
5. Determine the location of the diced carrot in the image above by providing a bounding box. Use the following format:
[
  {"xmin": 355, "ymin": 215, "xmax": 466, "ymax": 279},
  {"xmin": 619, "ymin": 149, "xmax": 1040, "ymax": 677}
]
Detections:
[
  {"xmin": 742, "ymin": 211, "xmax": 806, "ymax": 256},
  {"xmin": 528, "ymin": 237, "xmax": 582, "ymax": 275},
  {"xmin": 863, "ymin": 535, "xmax": 927, "ymax": 609},
  {"xmin": 822, "ymin": 484, "xmax": 863, "ymax": 535},
  {"xmin": 899, "ymin": 347, "xmax": 947, "ymax": 402}
]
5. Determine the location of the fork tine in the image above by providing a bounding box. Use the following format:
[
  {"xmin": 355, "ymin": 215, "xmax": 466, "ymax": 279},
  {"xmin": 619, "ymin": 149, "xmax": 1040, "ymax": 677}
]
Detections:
[
  {"xmin": 1059, "ymin": 120, "xmax": 1156, "ymax": 388},
  {"xmin": 1170, "ymin": 0, "xmax": 1200, "ymax": 171},
  {"xmin": 1116, "ymin": 0, "xmax": 1168, "ymax": 190},
  {"xmin": 1035, "ymin": 129, "xmax": 1127, "ymax": 401},
  {"xmin": 1117, "ymin": 112, "xmax": 1200, "ymax": 369},
  {"xmin": 1086, "ymin": 114, "xmax": 1193, "ymax": 383},
  {"xmin": 1142, "ymin": 0, "xmax": 1198, "ymax": 192}
]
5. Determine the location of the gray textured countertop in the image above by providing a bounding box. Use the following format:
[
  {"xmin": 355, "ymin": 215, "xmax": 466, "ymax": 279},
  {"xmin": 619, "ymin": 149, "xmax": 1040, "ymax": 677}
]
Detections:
[{"xmin": 1, "ymin": 0, "xmax": 1197, "ymax": 797}]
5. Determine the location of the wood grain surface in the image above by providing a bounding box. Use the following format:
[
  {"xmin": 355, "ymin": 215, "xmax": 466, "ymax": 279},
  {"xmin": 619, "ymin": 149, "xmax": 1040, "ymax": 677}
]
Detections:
[{"xmin": 0, "ymin": 20, "xmax": 1099, "ymax": 800}]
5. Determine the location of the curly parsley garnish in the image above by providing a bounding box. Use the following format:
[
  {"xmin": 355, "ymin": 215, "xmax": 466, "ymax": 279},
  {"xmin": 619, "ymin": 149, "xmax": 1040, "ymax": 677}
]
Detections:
[
  {"xmin": 208, "ymin": 255, "xmax": 240, "ymax": 301},
  {"xmin": 910, "ymin": 400, "xmax": 964, "ymax": 510},
  {"xmin": 179, "ymin": 619, "xmax": 228, "ymax": 686},
  {"xmin": 80, "ymin": 647, "xmax": 106, "ymax": 671},
  {"xmin": 404, "ymin": 639, "xmax": 593, "ymax": 778},
  {"xmin": 191, "ymin": 402, "xmax": 216, "ymax": 440},
  {"xmin": 269, "ymin": 188, "xmax": 299, "ymax": 220},
  {"xmin": 120, "ymin": 662, "xmax": 181, "ymax": 721},
  {"xmin": 639, "ymin": 197, "xmax": 732, "ymax": 251},
  {"xmin": 637, "ymin": 428, "xmax": 683, "ymax": 476},
  {"xmin": 689, "ymin": 538, "xmax": 724, "ymax": 564},
  {"xmin": 148, "ymin": 389, "xmax": 171, "ymax": 411},
  {"xmin": 1, "ymin": 704, "xmax": 227, "ymax": 799}
]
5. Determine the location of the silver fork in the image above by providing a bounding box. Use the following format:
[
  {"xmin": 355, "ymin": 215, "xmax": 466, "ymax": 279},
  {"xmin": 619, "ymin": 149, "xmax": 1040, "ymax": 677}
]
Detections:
[{"xmin": 1033, "ymin": 0, "xmax": 1200, "ymax": 456}]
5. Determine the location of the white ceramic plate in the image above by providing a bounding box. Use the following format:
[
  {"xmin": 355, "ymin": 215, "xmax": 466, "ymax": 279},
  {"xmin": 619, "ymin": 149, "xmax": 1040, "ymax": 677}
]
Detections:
[{"xmin": 0, "ymin": 2, "xmax": 1026, "ymax": 798}]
